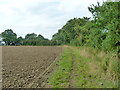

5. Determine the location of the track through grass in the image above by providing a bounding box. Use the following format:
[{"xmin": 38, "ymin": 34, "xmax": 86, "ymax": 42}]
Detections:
[
  {"xmin": 48, "ymin": 46, "xmax": 119, "ymax": 88},
  {"xmin": 48, "ymin": 47, "xmax": 73, "ymax": 88}
]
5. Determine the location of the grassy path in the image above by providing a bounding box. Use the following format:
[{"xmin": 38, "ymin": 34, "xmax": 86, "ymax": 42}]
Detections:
[
  {"xmin": 70, "ymin": 49, "xmax": 78, "ymax": 88},
  {"xmin": 48, "ymin": 47, "xmax": 73, "ymax": 88},
  {"xmin": 47, "ymin": 46, "xmax": 118, "ymax": 88}
]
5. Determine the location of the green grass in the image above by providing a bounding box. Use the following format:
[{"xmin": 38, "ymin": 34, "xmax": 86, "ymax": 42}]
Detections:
[
  {"xmin": 71, "ymin": 47, "xmax": 118, "ymax": 88},
  {"xmin": 48, "ymin": 47, "xmax": 73, "ymax": 88},
  {"xmin": 48, "ymin": 46, "xmax": 119, "ymax": 88}
]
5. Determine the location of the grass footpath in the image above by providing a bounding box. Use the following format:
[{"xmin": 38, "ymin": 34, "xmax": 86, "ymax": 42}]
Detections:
[
  {"xmin": 48, "ymin": 46, "xmax": 119, "ymax": 88},
  {"xmin": 48, "ymin": 47, "xmax": 73, "ymax": 88}
]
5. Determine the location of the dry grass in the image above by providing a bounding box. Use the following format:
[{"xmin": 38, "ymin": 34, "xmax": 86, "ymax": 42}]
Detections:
[{"xmin": 71, "ymin": 46, "xmax": 118, "ymax": 88}]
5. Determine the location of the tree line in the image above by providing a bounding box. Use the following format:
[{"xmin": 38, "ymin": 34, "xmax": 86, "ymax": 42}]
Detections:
[
  {"xmin": 0, "ymin": 29, "xmax": 53, "ymax": 46},
  {"xmin": 0, "ymin": 1, "xmax": 120, "ymax": 55},
  {"xmin": 52, "ymin": 1, "xmax": 120, "ymax": 55}
]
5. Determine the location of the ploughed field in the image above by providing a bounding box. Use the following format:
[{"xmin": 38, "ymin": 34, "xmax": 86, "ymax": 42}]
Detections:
[{"xmin": 2, "ymin": 46, "xmax": 62, "ymax": 88}]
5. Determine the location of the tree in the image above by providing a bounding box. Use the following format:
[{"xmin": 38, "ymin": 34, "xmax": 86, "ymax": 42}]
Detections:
[
  {"xmin": 1, "ymin": 29, "xmax": 17, "ymax": 45},
  {"xmin": 23, "ymin": 33, "xmax": 50, "ymax": 46},
  {"xmin": 25, "ymin": 33, "xmax": 37, "ymax": 40},
  {"xmin": 16, "ymin": 36, "xmax": 23, "ymax": 45},
  {"xmin": 88, "ymin": 2, "xmax": 120, "ymax": 53},
  {"xmin": 37, "ymin": 34, "xmax": 45, "ymax": 40},
  {"xmin": 52, "ymin": 17, "xmax": 90, "ymax": 45}
]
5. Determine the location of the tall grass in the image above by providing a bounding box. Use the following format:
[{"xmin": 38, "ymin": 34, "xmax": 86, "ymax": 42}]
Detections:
[{"xmin": 71, "ymin": 47, "xmax": 118, "ymax": 88}]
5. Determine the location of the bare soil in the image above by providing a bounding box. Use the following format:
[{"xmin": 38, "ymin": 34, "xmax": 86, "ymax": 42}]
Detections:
[{"xmin": 2, "ymin": 46, "xmax": 62, "ymax": 88}]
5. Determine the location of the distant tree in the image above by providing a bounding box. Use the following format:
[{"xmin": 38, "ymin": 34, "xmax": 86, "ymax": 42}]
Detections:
[
  {"xmin": 25, "ymin": 33, "xmax": 37, "ymax": 40},
  {"xmin": 16, "ymin": 36, "xmax": 23, "ymax": 45},
  {"xmin": 1, "ymin": 29, "xmax": 17, "ymax": 45},
  {"xmin": 23, "ymin": 33, "xmax": 50, "ymax": 46},
  {"xmin": 37, "ymin": 34, "xmax": 45, "ymax": 40}
]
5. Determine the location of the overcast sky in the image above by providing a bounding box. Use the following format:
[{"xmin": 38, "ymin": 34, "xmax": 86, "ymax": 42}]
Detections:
[{"xmin": 0, "ymin": 0, "xmax": 105, "ymax": 39}]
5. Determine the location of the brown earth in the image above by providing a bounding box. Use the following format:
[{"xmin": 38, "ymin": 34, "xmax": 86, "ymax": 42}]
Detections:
[{"xmin": 2, "ymin": 46, "xmax": 62, "ymax": 88}]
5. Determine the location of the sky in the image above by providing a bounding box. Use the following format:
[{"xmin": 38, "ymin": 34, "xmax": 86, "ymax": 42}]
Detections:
[{"xmin": 0, "ymin": 0, "xmax": 105, "ymax": 39}]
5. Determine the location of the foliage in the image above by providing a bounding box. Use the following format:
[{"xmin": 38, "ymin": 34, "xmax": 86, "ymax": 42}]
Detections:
[
  {"xmin": 1, "ymin": 30, "xmax": 51, "ymax": 46},
  {"xmin": 25, "ymin": 33, "xmax": 37, "ymax": 40},
  {"xmin": 52, "ymin": 17, "xmax": 90, "ymax": 45},
  {"xmin": 0, "ymin": 1, "xmax": 120, "ymax": 54},
  {"xmin": 88, "ymin": 2, "xmax": 120, "ymax": 53},
  {"xmin": 52, "ymin": 1, "xmax": 120, "ymax": 55},
  {"xmin": 23, "ymin": 33, "xmax": 50, "ymax": 46},
  {"xmin": 1, "ymin": 29, "xmax": 17, "ymax": 45}
]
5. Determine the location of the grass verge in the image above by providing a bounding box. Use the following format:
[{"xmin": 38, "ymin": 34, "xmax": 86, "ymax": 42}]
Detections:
[
  {"xmin": 48, "ymin": 47, "xmax": 73, "ymax": 88},
  {"xmin": 71, "ymin": 47, "xmax": 118, "ymax": 88},
  {"xmin": 48, "ymin": 46, "xmax": 119, "ymax": 88}
]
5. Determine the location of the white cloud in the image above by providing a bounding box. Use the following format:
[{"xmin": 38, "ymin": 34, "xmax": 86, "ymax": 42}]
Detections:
[{"xmin": 0, "ymin": 0, "xmax": 104, "ymax": 39}]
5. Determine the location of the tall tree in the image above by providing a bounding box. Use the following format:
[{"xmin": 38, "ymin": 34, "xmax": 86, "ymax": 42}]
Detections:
[
  {"xmin": 88, "ymin": 2, "xmax": 120, "ymax": 52},
  {"xmin": 25, "ymin": 33, "xmax": 37, "ymax": 40},
  {"xmin": 1, "ymin": 29, "xmax": 17, "ymax": 45},
  {"xmin": 16, "ymin": 36, "xmax": 23, "ymax": 45},
  {"xmin": 37, "ymin": 34, "xmax": 45, "ymax": 40}
]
